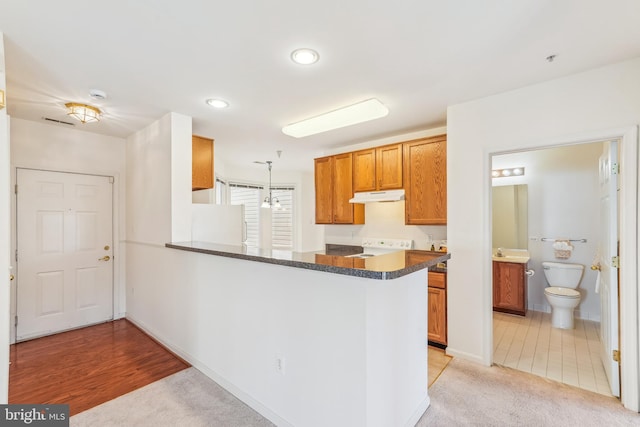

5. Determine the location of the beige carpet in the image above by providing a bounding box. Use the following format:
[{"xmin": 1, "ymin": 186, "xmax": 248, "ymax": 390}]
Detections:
[
  {"xmin": 70, "ymin": 368, "xmax": 274, "ymax": 427},
  {"xmin": 71, "ymin": 360, "xmax": 640, "ymax": 426},
  {"xmin": 417, "ymin": 358, "xmax": 640, "ymax": 426}
]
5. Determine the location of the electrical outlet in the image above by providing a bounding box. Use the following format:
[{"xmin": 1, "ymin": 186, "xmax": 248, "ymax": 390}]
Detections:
[{"xmin": 276, "ymin": 357, "xmax": 286, "ymax": 375}]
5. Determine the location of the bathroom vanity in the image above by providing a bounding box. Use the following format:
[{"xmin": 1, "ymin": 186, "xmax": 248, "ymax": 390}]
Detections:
[{"xmin": 492, "ymin": 249, "xmax": 530, "ymax": 316}]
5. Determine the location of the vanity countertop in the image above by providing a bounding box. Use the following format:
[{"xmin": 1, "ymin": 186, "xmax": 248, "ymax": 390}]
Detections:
[{"xmin": 492, "ymin": 248, "xmax": 530, "ymax": 264}]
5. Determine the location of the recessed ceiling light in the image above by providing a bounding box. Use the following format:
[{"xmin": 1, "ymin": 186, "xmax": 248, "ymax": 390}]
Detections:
[
  {"xmin": 291, "ymin": 48, "xmax": 319, "ymax": 65},
  {"xmin": 206, "ymin": 98, "xmax": 229, "ymax": 109},
  {"xmin": 282, "ymin": 98, "xmax": 389, "ymax": 138}
]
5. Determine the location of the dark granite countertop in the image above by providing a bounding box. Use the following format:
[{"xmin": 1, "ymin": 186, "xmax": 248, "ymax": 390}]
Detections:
[{"xmin": 166, "ymin": 241, "xmax": 450, "ymax": 280}]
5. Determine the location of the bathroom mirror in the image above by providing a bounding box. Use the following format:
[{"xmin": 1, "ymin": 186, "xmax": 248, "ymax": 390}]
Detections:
[{"xmin": 492, "ymin": 184, "xmax": 528, "ymax": 249}]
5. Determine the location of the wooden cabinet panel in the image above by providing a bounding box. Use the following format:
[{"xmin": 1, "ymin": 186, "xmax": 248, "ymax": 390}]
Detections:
[
  {"xmin": 493, "ymin": 261, "xmax": 527, "ymax": 316},
  {"xmin": 353, "ymin": 144, "xmax": 403, "ymax": 192},
  {"xmin": 376, "ymin": 143, "xmax": 403, "ymax": 190},
  {"xmin": 427, "ymin": 271, "xmax": 447, "ymax": 346},
  {"xmin": 314, "ymin": 254, "xmax": 366, "ymax": 269},
  {"xmin": 314, "ymin": 157, "xmax": 333, "ymax": 224},
  {"xmin": 333, "ymin": 153, "xmax": 357, "ymax": 224},
  {"xmin": 428, "ymin": 271, "xmax": 446, "ymax": 289},
  {"xmin": 353, "ymin": 149, "xmax": 377, "ymax": 192},
  {"xmin": 192, "ymin": 135, "xmax": 214, "ymax": 190},
  {"xmin": 403, "ymin": 135, "xmax": 447, "ymax": 225},
  {"xmin": 314, "ymin": 154, "xmax": 364, "ymax": 224}
]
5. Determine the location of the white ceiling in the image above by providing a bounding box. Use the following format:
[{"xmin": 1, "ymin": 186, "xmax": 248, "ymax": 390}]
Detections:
[{"xmin": 1, "ymin": 0, "xmax": 640, "ymax": 171}]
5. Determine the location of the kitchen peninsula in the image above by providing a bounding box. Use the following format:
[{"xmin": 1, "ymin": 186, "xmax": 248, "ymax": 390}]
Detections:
[{"xmin": 165, "ymin": 241, "xmax": 450, "ymax": 427}]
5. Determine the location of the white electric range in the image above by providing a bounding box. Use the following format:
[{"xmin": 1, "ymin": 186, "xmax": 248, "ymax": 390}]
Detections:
[{"xmin": 346, "ymin": 237, "xmax": 414, "ymax": 258}]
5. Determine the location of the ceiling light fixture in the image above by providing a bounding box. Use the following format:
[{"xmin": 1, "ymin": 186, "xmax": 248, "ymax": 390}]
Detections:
[
  {"xmin": 65, "ymin": 102, "xmax": 101, "ymax": 123},
  {"xmin": 492, "ymin": 167, "xmax": 525, "ymax": 178},
  {"xmin": 260, "ymin": 161, "xmax": 281, "ymax": 209},
  {"xmin": 291, "ymin": 48, "xmax": 319, "ymax": 65},
  {"xmin": 282, "ymin": 98, "xmax": 389, "ymax": 138},
  {"xmin": 206, "ymin": 98, "xmax": 229, "ymax": 109}
]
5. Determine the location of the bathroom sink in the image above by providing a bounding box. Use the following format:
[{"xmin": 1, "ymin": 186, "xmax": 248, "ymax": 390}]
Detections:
[{"xmin": 492, "ymin": 249, "xmax": 530, "ymax": 263}]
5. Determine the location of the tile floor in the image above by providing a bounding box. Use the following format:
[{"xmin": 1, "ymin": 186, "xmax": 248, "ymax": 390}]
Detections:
[
  {"xmin": 428, "ymin": 346, "xmax": 452, "ymax": 387},
  {"xmin": 493, "ymin": 310, "xmax": 612, "ymax": 396}
]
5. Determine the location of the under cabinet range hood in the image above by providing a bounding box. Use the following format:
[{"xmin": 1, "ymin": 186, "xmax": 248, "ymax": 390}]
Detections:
[{"xmin": 348, "ymin": 189, "xmax": 405, "ymax": 203}]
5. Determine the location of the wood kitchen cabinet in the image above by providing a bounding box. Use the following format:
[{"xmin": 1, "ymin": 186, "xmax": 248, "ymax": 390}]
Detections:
[
  {"xmin": 314, "ymin": 153, "xmax": 364, "ymax": 224},
  {"xmin": 428, "ymin": 271, "xmax": 447, "ymax": 346},
  {"xmin": 192, "ymin": 135, "xmax": 214, "ymax": 190},
  {"xmin": 314, "ymin": 254, "xmax": 365, "ymax": 269},
  {"xmin": 493, "ymin": 261, "xmax": 527, "ymax": 316},
  {"xmin": 353, "ymin": 143, "xmax": 403, "ymax": 192},
  {"xmin": 403, "ymin": 135, "xmax": 447, "ymax": 225}
]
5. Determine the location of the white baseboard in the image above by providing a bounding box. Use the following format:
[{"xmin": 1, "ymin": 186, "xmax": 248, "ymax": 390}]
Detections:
[
  {"xmin": 125, "ymin": 314, "xmax": 293, "ymax": 427},
  {"xmin": 404, "ymin": 395, "xmax": 430, "ymax": 427}
]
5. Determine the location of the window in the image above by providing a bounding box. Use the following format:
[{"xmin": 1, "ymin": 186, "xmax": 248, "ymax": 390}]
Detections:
[
  {"xmin": 215, "ymin": 177, "xmax": 227, "ymax": 204},
  {"xmin": 229, "ymin": 183, "xmax": 263, "ymax": 247},
  {"xmin": 271, "ymin": 187, "xmax": 294, "ymax": 249}
]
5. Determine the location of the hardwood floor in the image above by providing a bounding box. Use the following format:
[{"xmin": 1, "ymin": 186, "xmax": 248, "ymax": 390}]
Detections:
[
  {"xmin": 428, "ymin": 346, "xmax": 452, "ymax": 387},
  {"xmin": 9, "ymin": 319, "xmax": 190, "ymax": 416}
]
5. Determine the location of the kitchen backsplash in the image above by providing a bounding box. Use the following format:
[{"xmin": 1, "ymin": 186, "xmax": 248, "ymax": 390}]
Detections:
[{"xmin": 324, "ymin": 201, "xmax": 446, "ymax": 250}]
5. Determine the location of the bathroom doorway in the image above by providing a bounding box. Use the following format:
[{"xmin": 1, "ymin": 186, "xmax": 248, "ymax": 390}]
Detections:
[{"xmin": 490, "ymin": 140, "xmax": 620, "ymax": 397}]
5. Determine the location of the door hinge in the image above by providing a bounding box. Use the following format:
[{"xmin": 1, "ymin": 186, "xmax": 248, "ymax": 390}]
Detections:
[
  {"xmin": 612, "ymin": 256, "xmax": 620, "ymax": 268},
  {"xmin": 611, "ymin": 163, "xmax": 620, "ymax": 175},
  {"xmin": 14, "ymin": 316, "xmax": 18, "ymax": 328},
  {"xmin": 14, "ymin": 184, "xmax": 17, "ymax": 194},
  {"xmin": 15, "ymin": 249, "xmax": 18, "ymax": 262},
  {"xmin": 613, "ymin": 349, "xmax": 620, "ymax": 362}
]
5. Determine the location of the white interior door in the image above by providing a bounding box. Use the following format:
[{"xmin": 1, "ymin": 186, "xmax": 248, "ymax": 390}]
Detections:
[
  {"xmin": 598, "ymin": 141, "xmax": 620, "ymax": 397},
  {"xmin": 16, "ymin": 169, "xmax": 114, "ymax": 341}
]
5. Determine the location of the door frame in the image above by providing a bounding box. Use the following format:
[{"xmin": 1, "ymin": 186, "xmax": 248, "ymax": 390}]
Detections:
[
  {"xmin": 11, "ymin": 166, "xmax": 123, "ymax": 343},
  {"xmin": 486, "ymin": 125, "xmax": 638, "ymax": 411}
]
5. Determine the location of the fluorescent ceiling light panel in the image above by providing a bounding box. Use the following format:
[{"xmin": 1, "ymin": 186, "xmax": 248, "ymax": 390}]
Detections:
[{"xmin": 282, "ymin": 98, "xmax": 389, "ymax": 138}]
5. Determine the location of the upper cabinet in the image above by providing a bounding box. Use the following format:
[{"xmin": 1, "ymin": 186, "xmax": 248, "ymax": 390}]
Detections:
[
  {"xmin": 353, "ymin": 143, "xmax": 403, "ymax": 192},
  {"xmin": 403, "ymin": 135, "xmax": 447, "ymax": 225},
  {"xmin": 315, "ymin": 153, "xmax": 364, "ymax": 224},
  {"xmin": 314, "ymin": 134, "xmax": 446, "ymax": 225},
  {"xmin": 192, "ymin": 135, "xmax": 214, "ymax": 191}
]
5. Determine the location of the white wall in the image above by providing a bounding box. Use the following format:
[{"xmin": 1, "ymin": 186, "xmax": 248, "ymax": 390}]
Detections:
[
  {"xmin": 446, "ymin": 55, "xmax": 640, "ymax": 399},
  {"xmin": 9, "ymin": 118, "xmax": 128, "ymax": 327},
  {"xmin": 0, "ymin": 32, "xmax": 10, "ymax": 403},
  {"xmin": 126, "ymin": 112, "xmax": 191, "ymax": 246},
  {"xmin": 493, "ymin": 143, "xmax": 604, "ymax": 320}
]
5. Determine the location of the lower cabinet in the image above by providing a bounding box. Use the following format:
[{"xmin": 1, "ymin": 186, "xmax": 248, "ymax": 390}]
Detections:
[
  {"xmin": 427, "ymin": 271, "xmax": 447, "ymax": 346},
  {"xmin": 493, "ymin": 261, "xmax": 527, "ymax": 316}
]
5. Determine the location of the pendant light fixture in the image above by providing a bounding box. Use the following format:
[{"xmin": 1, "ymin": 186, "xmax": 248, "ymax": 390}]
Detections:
[
  {"xmin": 261, "ymin": 161, "xmax": 281, "ymax": 209},
  {"xmin": 65, "ymin": 102, "xmax": 101, "ymax": 123}
]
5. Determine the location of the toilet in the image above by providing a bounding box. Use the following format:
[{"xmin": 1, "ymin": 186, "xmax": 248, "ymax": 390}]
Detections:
[{"xmin": 542, "ymin": 261, "xmax": 584, "ymax": 329}]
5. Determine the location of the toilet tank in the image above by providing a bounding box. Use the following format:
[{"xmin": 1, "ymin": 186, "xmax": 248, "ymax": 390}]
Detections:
[{"xmin": 542, "ymin": 261, "xmax": 584, "ymax": 288}]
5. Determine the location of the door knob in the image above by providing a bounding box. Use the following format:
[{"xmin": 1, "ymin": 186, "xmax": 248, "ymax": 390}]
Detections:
[
  {"xmin": 98, "ymin": 256, "xmax": 111, "ymax": 261},
  {"xmin": 9, "ymin": 274, "xmax": 14, "ymax": 281}
]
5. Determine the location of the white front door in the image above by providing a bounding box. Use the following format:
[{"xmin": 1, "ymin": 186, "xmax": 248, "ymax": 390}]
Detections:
[
  {"xmin": 598, "ymin": 141, "xmax": 620, "ymax": 397},
  {"xmin": 16, "ymin": 169, "xmax": 114, "ymax": 341}
]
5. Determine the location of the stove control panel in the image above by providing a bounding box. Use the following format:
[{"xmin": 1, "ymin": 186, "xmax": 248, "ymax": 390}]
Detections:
[{"xmin": 361, "ymin": 238, "xmax": 414, "ymax": 250}]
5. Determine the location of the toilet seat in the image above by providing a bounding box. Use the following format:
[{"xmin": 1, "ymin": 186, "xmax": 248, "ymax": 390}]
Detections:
[{"xmin": 544, "ymin": 287, "xmax": 580, "ymax": 298}]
